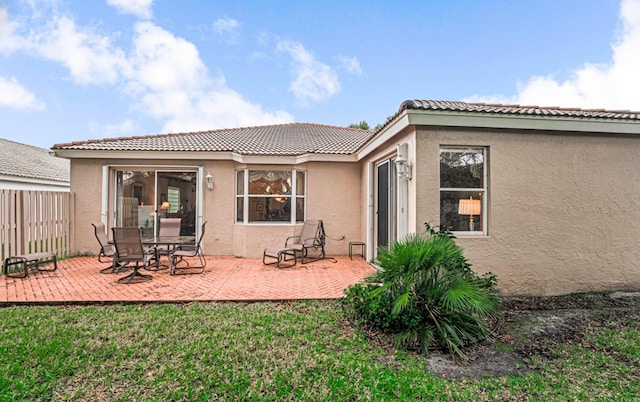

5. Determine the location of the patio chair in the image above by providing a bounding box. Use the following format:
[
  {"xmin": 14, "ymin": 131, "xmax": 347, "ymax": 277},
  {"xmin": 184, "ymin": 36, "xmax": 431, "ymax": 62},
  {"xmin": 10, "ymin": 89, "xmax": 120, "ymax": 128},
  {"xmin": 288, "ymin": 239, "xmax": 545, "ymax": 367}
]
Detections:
[
  {"xmin": 169, "ymin": 221, "xmax": 207, "ymax": 275},
  {"xmin": 285, "ymin": 219, "xmax": 326, "ymax": 264},
  {"xmin": 111, "ymin": 226, "xmax": 157, "ymax": 284},
  {"xmin": 156, "ymin": 217, "xmax": 182, "ymax": 255},
  {"xmin": 92, "ymin": 222, "xmax": 127, "ymax": 274}
]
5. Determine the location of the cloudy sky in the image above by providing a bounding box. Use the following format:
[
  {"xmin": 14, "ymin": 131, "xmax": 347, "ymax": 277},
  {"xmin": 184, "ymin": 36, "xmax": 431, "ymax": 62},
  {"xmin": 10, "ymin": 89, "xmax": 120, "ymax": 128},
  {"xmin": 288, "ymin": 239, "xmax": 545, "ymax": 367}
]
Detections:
[{"xmin": 1, "ymin": 0, "xmax": 639, "ymax": 149}]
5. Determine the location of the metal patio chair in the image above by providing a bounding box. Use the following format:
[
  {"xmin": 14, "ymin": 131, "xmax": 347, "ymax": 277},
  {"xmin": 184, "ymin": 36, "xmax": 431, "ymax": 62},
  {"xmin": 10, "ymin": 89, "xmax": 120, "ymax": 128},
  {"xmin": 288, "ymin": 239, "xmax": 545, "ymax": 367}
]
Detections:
[
  {"xmin": 112, "ymin": 226, "xmax": 157, "ymax": 284},
  {"xmin": 92, "ymin": 222, "xmax": 127, "ymax": 274},
  {"xmin": 285, "ymin": 219, "xmax": 326, "ymax": 264},
  {"xmin": 169, "ymin": 221, "xmax": 207, "ymax": 275},
  {"xmin": 156, "ymin": 217, "xmax": 182, "ymax": 256}
]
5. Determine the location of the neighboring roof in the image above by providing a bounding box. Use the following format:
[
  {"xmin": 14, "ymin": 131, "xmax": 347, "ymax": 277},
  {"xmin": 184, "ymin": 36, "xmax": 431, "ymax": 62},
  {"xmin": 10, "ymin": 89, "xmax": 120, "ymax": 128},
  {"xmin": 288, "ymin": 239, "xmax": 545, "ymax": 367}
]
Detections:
[
  {"xmin": 398, "ymin": 100, "xmax": 640, "ymax": 121},
  {"xmin": 51, "ymin": 123, "xmax": 374, "ymax": 156},
  {"xmin": 0, "ymin": 138, "xmax": 69, "ymax": 183}
]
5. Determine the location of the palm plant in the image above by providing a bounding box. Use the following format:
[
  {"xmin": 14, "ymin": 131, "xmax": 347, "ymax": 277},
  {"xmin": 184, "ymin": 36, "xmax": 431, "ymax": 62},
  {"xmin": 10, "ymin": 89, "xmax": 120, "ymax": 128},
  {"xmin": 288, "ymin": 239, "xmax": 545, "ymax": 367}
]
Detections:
[{"xmin": 346, "ymin": 226, "xmax": 500, "ymax": 361}]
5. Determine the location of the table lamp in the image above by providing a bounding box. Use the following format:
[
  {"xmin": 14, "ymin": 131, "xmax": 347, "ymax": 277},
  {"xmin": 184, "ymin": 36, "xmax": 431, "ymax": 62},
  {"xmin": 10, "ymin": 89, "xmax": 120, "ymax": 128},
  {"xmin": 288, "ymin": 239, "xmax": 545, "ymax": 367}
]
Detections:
[
  {"xmin": 161, "ymin": 201, "xmax": 170, "ymax": 217},
  {"xmin": 458, "ymin": 196, "xmax": 481, "ymax": 231}
]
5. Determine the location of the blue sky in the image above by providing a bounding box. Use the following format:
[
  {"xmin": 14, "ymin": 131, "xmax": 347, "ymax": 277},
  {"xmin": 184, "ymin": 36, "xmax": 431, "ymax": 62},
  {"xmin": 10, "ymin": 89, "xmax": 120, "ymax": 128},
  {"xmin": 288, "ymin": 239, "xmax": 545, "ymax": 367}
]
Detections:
[{"xmin": 1, "ymin": 0, "xmax": 639, "ymax": 149}]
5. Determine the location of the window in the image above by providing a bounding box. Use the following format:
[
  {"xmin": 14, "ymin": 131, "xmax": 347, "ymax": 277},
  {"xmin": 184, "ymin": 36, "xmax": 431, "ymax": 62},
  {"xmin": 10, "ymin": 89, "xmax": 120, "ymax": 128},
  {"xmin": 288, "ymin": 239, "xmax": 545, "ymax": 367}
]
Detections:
[
  {"xmin": 167, "ymin": 187, "xmax": 180, "ymax": 213},
  {"xmin": 440, "ymin": 147, "xmax": 486, "ymax": 234},
  {"xmin": 236, "ymin": 170, "xmax": 305, "ymax": 223}
]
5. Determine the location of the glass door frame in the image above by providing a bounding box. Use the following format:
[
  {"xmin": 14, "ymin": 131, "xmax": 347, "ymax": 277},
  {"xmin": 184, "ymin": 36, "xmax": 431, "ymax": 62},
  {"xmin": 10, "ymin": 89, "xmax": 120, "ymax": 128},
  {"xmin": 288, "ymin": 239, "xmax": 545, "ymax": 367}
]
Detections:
[{"xmin": 101, "ymin": 164, "xmax": 205, "ymax": 240}]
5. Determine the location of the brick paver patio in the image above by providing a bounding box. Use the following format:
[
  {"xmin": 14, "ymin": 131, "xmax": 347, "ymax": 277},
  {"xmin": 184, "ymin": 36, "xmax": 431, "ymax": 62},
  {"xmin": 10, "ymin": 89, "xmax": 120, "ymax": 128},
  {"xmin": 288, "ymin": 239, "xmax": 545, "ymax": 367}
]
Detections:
[{"xmin": 1, "ymin": 255, "xmax": 377, "ymax": 304}]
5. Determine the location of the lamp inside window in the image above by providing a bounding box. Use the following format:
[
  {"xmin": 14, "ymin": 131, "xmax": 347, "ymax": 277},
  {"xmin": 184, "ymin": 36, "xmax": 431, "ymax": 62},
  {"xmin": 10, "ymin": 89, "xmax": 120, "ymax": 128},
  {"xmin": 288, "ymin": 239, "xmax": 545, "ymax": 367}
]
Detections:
[{"xmin": 458, "ymin": 196, "xmax": 481, "ymax": 231}]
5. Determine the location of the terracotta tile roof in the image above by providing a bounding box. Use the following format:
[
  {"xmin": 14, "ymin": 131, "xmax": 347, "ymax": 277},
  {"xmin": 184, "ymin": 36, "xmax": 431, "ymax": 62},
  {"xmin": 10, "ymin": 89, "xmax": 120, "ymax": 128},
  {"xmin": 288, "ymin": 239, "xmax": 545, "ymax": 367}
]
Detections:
[
  {"xmin": 399, "ymin": 100, "xmax": 640, "ymax": 120},
  {"xmin": 0, "ymin": 138, "xmax": 69, "ymax": 182},
  {"xmin": 52, "ymin": 123, "xmax": 374, "ymax": 155}
]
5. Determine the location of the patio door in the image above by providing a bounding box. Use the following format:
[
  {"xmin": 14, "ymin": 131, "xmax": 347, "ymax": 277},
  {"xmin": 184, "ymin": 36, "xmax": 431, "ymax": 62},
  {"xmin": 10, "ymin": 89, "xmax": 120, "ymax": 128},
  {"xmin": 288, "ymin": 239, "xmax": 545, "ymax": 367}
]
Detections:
[
  {"xmin": 114, "ymin": 169, "xmax": 198, "ymax": 236},
  {"xmin": 376, "ymin": 160, "xmax": 396, "ymax": 251}
]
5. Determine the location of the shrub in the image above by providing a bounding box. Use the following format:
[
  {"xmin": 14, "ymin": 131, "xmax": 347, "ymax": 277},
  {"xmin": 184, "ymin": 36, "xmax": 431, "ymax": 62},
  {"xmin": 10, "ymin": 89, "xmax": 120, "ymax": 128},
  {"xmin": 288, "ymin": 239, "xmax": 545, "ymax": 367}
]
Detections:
[{"xmin": 344, "ymin": 224, "xmax": 500, "ymax": 361}]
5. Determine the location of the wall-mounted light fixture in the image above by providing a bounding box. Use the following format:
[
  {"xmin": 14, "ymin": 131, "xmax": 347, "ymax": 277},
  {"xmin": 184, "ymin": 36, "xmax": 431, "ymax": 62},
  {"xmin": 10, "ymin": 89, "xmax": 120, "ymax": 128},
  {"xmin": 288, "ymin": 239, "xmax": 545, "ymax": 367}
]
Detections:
[
  {"xmin": 394, "ymin": 143, "xmax": 412, "ymax": 180},
  {"xmin": 205, "ymin": 172, "xmax": 213, "ymax": 190}
]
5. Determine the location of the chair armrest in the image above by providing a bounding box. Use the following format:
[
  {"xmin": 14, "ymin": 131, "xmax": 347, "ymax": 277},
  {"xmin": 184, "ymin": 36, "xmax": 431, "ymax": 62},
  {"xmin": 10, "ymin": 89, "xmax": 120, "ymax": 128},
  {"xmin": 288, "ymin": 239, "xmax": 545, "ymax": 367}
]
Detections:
[
  {"xmin": 285, "ymin": 236, "xmax": 301, "ymax": 247},
  {"xmin": 302, "ymin": 237, "xmax": 318, "ymax": 247}
]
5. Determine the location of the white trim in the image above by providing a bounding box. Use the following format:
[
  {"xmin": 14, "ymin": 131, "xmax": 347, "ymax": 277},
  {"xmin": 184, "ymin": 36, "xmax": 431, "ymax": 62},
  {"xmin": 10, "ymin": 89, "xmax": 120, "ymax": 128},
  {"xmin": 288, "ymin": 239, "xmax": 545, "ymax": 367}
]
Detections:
[
  {"xmin": 366, "ymin": 162, "xmax": 375, "ymax": 260},
  {"xmin": 0, "ymin": 174, "xmax": 69, "ymax": 190},
  {"xmin": 235, "ymin": 168, "xmax": 306, "ymax": 224},
  {"xmin": 396, "ymin": 157, "xmax": 408, "ymax": 240},
  {"xmin": 197, "ymin": 165, "xmax": 204, "ymax": 252},
  {"xmin": 101, "ymin": 165, "xmax": 109, "ymax": 226},
  {"xmin": 439, "ymin": 147, "xmax": 487, "ymax": 235},
  {"xmin": 407, "ymin": 109, "xmax": 640, "ymax": 135},
  {"xmin": 357, "ymin": 113, "xmax": 410, "ymax": 160}
]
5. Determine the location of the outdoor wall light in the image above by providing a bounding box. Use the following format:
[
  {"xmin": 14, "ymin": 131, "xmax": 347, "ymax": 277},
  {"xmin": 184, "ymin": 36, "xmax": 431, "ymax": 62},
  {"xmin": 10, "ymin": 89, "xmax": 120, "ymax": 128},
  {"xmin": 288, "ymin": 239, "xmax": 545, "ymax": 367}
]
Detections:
[
  {"xmin": 394, "ymin": 143, "xmax": 412, "ymax": 180},
  {"xmin": 205, "ymin": 172, "xmax": 214, "ymax": 189}
]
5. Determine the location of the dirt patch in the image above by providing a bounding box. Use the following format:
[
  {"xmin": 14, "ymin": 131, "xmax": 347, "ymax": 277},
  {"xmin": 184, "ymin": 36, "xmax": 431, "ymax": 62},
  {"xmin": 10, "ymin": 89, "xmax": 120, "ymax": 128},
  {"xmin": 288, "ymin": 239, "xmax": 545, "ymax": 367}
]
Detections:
[
  {"xmin": 419, "ymin": 291, "xmax": 640, "ymax": 380},
  {"xmin": 424, "ymin": 291, "xmax": 640, "ymax": 379}
]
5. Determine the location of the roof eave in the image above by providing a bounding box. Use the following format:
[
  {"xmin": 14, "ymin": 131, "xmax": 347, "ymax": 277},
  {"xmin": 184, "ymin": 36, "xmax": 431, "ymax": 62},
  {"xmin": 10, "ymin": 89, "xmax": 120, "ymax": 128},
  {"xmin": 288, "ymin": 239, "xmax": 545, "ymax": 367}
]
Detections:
[
  {"xmin": 406, "ymin": 109, "xmax": 640, "ymax": 135},
  {"xmin": 0, "ymin": 174, "xmax": 70, "ymax": 187},
  {"xmin": 356, "ymin": 108, "xmax": 640, "ymax": 160},
  {"xmin": 52, "ymin": 149, "xmax": 358, "ymax": 164}
]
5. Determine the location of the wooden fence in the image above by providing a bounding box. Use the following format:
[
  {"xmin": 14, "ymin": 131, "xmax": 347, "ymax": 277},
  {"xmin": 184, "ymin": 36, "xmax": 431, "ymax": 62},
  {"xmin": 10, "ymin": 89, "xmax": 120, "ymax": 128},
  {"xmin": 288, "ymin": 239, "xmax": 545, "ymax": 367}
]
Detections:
[{"xmin": 0, "ymin": 190, "xmax": 74, "ymax": 262}]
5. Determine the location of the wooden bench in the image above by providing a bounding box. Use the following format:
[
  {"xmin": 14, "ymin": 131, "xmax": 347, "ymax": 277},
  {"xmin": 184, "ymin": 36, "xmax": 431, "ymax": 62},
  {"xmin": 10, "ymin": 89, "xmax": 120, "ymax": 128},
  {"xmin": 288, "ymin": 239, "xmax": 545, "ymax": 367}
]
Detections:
[
  {"xmin": 3, "ymin": 252, "xmax": 58, "ymax": 278},
  {"xmin": 262, "ymin": 247, "xmax": 297, "ymax": 268}
]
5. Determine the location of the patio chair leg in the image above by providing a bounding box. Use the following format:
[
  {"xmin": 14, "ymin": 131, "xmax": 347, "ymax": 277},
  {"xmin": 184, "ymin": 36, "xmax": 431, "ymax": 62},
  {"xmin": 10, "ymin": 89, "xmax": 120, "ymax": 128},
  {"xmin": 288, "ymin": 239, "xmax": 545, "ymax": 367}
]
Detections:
[{"xmin": 117, "ymin": 263, "xmax": 152, "ymax": 284}]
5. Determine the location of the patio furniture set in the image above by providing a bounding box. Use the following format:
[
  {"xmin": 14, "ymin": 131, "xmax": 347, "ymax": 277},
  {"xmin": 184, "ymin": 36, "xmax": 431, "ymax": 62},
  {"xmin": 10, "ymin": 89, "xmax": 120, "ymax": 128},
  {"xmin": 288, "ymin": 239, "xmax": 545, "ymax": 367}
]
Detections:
[
  {"xmin": 2, "ymin": 218, "xmax": 356, "ymax": 282},
  {"xmin": 92, "ymin": 219, "xmax": 207, "ymax": 284}
]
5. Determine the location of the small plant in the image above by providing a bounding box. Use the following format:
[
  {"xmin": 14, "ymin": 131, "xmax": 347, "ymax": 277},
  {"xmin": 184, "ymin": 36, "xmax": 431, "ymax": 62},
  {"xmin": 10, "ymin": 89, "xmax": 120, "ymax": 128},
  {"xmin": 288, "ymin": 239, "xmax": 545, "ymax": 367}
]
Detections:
[{"xmin": 344, "ymin": 222, "xmax": 500, "ymax": 361}]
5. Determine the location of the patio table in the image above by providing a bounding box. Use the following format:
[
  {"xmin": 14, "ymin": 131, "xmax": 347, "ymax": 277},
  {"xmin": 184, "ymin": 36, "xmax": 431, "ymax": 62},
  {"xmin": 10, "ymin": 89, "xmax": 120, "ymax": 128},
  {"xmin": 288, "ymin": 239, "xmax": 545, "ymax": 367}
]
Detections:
[{"xmin": 142, "ymin": 236, "xmax": 196, "ymax": 270}]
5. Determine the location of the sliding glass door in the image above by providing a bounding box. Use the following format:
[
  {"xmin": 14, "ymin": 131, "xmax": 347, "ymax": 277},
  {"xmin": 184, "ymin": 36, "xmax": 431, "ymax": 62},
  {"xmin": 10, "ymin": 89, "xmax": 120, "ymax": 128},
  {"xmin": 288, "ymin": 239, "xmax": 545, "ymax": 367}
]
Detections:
[{"xmin": 114, "ymin": 169, "xmax": 198, "ymax": 236}]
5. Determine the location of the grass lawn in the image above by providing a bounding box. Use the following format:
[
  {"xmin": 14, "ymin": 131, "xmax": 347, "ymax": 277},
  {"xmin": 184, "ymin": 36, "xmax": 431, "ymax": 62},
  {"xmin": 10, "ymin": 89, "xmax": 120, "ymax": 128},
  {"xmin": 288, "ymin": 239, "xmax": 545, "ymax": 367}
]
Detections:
[{"xmin": 0, "ymin": 300, "xmax": 638, "ymax": 401}]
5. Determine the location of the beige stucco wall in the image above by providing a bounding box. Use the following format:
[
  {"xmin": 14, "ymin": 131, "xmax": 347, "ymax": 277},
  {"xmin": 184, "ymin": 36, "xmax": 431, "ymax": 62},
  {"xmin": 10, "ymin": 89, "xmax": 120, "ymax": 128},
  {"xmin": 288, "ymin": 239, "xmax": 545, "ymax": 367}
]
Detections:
[
  {"xmin": 415, "ymin": 126, "xmax": 640, "ymax": 296},
  {"xmin": 71, "ymin": 158, "xmax": 361, "ymax": 260},
  {"xmin": 71, "ymin": 158, "xmax": 105, "ymax": 255},
  {"xmin": 358, "ymin": 127, "xmax": 417, "ymax": 257}
]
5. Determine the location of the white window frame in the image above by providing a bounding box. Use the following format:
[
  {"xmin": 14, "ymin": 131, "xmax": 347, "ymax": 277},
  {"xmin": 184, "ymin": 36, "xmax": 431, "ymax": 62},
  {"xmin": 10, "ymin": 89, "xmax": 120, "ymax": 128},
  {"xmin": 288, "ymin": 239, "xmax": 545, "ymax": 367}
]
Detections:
[
  {"xmin": 439, "ymin": 146, "xmax": 487, "ymax": 235},
  {"xmin": 235, "ymin": 169, "xmax": 306, "ymax": 224}
]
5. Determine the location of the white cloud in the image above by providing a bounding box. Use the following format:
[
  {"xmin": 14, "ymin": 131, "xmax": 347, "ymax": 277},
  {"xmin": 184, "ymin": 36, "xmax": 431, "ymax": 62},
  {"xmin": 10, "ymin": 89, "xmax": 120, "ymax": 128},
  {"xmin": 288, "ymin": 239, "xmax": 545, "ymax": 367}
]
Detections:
[
  {"xmin": 465, "ymin": 0, "xmax": 640, "ymax": 111},
  {"xmin": 2, "ymin": 4, "xmax": 291, "ymax": 133},
  {"xmin": 336, "ymin": 55, "xmax": 362, "ymax": 75},
  {"xmin": 0, "ymin": 76, "xmax": 46, "ymax": 110},
  {"xmin": 276, "ymin": 39, "xmax": 341, "ymax": 103},
  {"xmin": 160, "ymin": 88, "xmax": 293, "ymax": 133},
  {"xmin": 129, "ymin": 22, "xmax": 292, "ymax": 132},
  {"xmin": 28, "ymin": 16, "xmax": 130, "ymax": 85},
  {"xmin": 0, "ymin": 7, "xmax": 26, "ymax": 54},
  {"xmin": 89, "ymin": 118, "xmax": 137, "ymax": 136},
  {"xmin": 106, "ymin": 0, "xmax": 153, "ymax": 20},
  {"xmin": 213, "ymin": 17, "xmax": 240, "ymax": 43},
  {"xmin": 129, "ymin": 22, "xmax": 210, "ymax": 92}
]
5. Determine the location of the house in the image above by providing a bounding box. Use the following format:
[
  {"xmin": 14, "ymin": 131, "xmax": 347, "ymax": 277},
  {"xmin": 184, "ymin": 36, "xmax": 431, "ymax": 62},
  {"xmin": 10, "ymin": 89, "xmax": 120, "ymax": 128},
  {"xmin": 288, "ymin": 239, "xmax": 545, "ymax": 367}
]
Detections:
[
  {"xmin": 0, "ymin": 138, "xmax": 69, "ymax": 191},
  {"xmin": 52, "ymin": 100, "xmax": 640, "ymax": 296}
]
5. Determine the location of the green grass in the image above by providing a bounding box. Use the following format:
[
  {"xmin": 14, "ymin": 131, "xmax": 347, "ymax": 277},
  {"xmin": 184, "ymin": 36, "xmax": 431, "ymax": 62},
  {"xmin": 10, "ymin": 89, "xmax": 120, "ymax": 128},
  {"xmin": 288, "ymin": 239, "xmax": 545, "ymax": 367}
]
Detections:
[{"xmin": 0, "ymin": 301, "xmax": 638, "ymax": 401}]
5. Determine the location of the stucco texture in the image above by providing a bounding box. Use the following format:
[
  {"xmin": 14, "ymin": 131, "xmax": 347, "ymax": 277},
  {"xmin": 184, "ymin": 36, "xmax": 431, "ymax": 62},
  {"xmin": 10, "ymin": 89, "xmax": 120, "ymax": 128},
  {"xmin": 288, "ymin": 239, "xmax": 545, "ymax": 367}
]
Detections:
[
  {"xmin": 415, "ymin": 127, "xmax": 640, "ymax": 296},
  {"xmin": 72, "ymin": 159, "xmax": 361, "ymax": 260}
]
